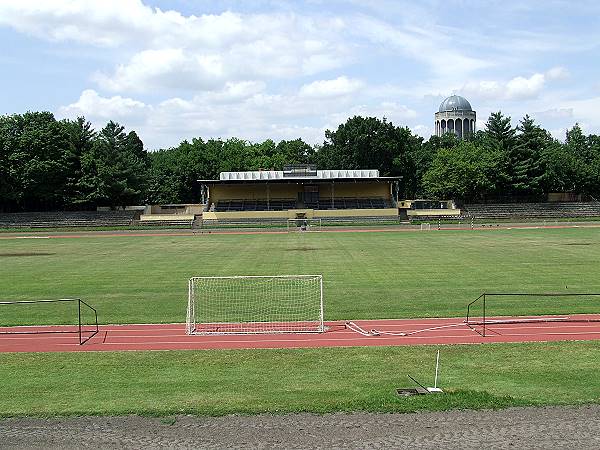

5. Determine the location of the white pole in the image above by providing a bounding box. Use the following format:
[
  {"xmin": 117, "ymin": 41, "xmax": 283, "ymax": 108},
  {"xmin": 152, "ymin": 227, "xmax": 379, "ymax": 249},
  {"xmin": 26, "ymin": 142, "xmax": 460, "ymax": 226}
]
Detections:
[{"xmin": 434, "ymin": 350, "xmax": 440, "ymax": 388}]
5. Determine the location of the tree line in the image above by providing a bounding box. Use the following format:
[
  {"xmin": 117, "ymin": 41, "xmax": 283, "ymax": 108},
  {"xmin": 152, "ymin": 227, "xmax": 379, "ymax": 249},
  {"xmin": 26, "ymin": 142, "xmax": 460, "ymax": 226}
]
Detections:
[{"xmin": 1, "ymin": 110, "xmax": 599, "ymax": 212}]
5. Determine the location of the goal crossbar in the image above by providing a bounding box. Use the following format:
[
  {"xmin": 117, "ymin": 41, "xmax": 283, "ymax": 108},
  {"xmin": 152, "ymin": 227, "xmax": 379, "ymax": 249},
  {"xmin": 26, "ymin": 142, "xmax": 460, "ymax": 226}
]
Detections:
[{"xmin": 187, "ymin": 275, "xmax": 324, "ymax": 335}]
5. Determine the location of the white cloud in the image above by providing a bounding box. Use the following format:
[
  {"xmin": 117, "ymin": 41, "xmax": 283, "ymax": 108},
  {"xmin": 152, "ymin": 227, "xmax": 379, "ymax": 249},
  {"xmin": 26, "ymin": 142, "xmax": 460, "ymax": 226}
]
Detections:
[
  {"xmin": 5, "ymin": 2, "xmax": 598, "ymax": 145},
  {"xmin": 324, "ymin": 102, "xmax": 418, "ymax": 133},
  {"xmin": 546, "ymin": 66, "xmax": 570, "ymax": 80},
  {"xmin": 412, "ymin": 124, "xmax": 432, "ymax": 138},
  {"xmin": 57, "ymin": 87, "xmax": 420, "ymax": 149},
  {"xmin": 505, "ymin": 73, "xmax": 545, "ymax": 100},
  {"xmin": 299, "ymin": 77, "xmax": 363, "ymax": 98},
  {"xmin": 0, "ymin": 0, "xmax": 159, "ymax": 47},
  {"xmin": 93, "ymin": 49, "xmax": 225, "ymax": 92},
  {"xmin": 557, "ymin": 96, "xmax": 600, "ymax": 133},
  {"xmin": 89, "ymin": 12, "xmax": 349, "ymax": 93},
  {"xmin": 461, "ymin": 72, "xmax": 548, "ymax": 101},
  {"xmin": 534, "ymin": 108, "xmax": 574, "ymax": 119},
  {"xmin": 0, "ymin": 1, "xmax": 350, "ymax": 94},
  {"xmin": 348, "ymin": 15, "xmax": 493, "ymax": 80},
  {"xmin": 59, "ymin": 89, "xmax": 150, "ymax": 122}
]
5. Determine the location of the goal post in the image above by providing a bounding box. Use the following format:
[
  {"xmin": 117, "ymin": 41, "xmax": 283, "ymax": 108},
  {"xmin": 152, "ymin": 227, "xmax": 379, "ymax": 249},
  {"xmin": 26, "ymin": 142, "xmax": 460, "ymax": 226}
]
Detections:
[
  {"xmin": 186, "ymin": 275, "xmax": 324, "ymax": 335},
  {"xmin": 420, "ymin": 223, "xmax": 431, "ymax": 231},
  {"xmin": 287, "ymin": 218, "xmax": 322, "ymax": 232}
]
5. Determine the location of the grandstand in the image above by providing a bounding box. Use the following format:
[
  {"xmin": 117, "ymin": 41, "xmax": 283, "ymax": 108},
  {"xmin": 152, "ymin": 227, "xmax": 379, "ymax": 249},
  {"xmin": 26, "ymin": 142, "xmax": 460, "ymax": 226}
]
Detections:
[
  {"xmin": 462, "ymin": 202, "xmax": 600, "ymax": 220},
  {"xmin": 199, "ymin": 165, "xmax": 401, "ymax": 226},
  {"xmin": 0, "ymin": 210, "xmax": 137, "ymax": 228}
]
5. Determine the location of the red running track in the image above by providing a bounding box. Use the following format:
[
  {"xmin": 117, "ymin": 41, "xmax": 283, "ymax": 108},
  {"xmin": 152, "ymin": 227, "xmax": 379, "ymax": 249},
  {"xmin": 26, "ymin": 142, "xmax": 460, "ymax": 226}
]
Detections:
[{"xmin": 2, "ymin": 315, "xmax": 600, "ymax": 353}]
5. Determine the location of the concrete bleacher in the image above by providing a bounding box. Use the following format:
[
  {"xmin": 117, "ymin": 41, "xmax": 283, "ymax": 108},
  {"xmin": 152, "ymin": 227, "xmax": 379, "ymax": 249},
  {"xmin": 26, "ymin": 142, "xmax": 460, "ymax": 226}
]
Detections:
[
  {"xmin": 213, "ymin": 197, "xmax": 393, "ymax": 212},
  {"xmin": 0, "ymin": 211, "xmax": 136, "ymax": 228},
  {"xmin": 214, "ymin": 199, "xmax": 296, "ymax": 212},
  {"xmin": 305, "ymin": 197, "xmax": 392, "ymax": 210},
  {"xmin": 138, "ymin": 214, "xmax": 195, "ymax": 227},
  {"xmin": 462, "ymin": 202, "xmax": 600, "ymax": 220}
]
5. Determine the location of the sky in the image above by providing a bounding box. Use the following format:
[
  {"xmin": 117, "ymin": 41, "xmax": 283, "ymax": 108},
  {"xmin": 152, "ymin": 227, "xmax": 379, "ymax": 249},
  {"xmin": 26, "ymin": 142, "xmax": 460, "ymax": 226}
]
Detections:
[{"xmin": 1, "ymin": 0, "xmax": 599, "ymax": 150}]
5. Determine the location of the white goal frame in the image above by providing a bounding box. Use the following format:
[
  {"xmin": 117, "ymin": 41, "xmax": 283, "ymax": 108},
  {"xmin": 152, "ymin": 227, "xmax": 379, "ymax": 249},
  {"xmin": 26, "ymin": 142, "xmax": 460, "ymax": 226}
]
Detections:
[
  {"xmin": 287, "ymin": 218, "xmax": 322, "ymax": 232},
  {"xmin": 420, "ymin": 223, "xmax": 431, "ymax": 231},
  {"xmin": 186, "ymin": 275, "xmax": 324, "ymax": 335}
]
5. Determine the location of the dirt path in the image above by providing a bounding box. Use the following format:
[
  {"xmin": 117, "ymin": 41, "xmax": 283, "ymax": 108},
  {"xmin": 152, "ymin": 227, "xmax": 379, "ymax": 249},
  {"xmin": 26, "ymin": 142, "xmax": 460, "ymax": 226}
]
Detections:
[{"xmin": 1, "ymin": 405, "xmax": 599, "ymax": 449}]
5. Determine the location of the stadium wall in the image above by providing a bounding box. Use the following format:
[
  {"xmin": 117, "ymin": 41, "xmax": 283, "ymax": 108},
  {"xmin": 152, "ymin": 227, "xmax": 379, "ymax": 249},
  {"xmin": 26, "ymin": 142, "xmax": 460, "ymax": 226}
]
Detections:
[
  {"xmin": 202, "ymin": 208, "xmax": 398, "ymax": 221},
  {"xmin": 318, "ymin": 183, "xmax": 390, "ymax": 199}
]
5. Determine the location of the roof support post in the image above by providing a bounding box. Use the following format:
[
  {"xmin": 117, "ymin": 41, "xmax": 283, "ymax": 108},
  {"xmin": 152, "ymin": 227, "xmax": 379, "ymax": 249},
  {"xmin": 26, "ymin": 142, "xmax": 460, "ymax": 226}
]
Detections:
[
  {"xmin": 331, "ymin": 181, "xmax": 335, "ymax": 209},
  {"xmin": 267, "ymin": 183, "xmax": 270, "ymax": 211}
]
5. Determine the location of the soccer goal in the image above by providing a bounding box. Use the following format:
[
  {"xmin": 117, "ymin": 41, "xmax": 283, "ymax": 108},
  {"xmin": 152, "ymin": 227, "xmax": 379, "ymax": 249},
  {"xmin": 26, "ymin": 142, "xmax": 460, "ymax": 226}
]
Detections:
[
  {"xmin": 287, "ymin": 218, "xmax": 322, "ymax": 232},
  {"xmin": 186, "ymin": 275, "xmax": 324, "ymax": 334},
  {"xmin": 420, "ymin": 223, "xmax": 431, "ymax": 231},
  {"xmin": 0, "ymin": 298, "xmax": 99, "ymax": 345},
  {"xmin": 465, "ymin": 292, "xmax": 600, "ymax": 337}
]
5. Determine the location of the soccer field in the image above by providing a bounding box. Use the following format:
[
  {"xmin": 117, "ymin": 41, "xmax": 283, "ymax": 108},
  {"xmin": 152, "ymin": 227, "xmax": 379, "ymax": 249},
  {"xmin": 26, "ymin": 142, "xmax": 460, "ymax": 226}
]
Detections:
[
  {"xmin": 1, "ymin": 227, "xmax": 600, "ymax": 417},
  {"xmin": 1, "ymin": 227, "xmax": 600, "ymax": 326}
]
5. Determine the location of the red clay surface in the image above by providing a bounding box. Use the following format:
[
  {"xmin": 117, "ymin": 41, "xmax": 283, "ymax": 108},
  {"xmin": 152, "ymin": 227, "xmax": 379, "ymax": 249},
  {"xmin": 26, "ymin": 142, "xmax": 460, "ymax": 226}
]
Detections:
[{"xmin": 2, "ymin": 316, "xmax": 600, "ymax": 353}]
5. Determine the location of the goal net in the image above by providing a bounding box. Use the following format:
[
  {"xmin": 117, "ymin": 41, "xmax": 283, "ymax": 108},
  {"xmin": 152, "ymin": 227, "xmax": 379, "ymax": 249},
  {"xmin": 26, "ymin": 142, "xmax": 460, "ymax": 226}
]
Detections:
[
  {"xmin": 420, "ymin": 223, "xmax": 431, "ymax": 231},
  {"xmin": 287, "ymin": 218, "xmax": 322, "ymax": 232},
  {"xmin": 186, "ymin": 275, "xmax": 324, "ymax": 334}
]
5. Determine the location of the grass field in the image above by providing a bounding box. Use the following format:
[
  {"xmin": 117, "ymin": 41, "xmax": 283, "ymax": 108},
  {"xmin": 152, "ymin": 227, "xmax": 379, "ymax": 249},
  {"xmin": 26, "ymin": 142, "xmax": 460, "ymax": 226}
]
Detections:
[
  {"xmin": 1, "ymin": 341, "xmax": 599, "ymax": 417},
  {"xmin": 1, "ymin": 227, "xmax": 600, "ymax": 325},
  {"xmin": 1, "ymin": 227, "xmax": 600, "ymax": 417}
]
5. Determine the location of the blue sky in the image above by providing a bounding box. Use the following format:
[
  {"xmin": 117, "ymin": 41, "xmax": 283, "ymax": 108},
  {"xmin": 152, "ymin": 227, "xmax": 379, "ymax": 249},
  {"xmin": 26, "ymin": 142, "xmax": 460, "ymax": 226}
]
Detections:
[{"xmin": 1, "ymin": 0, "xmax": 599, "ymax": 149}]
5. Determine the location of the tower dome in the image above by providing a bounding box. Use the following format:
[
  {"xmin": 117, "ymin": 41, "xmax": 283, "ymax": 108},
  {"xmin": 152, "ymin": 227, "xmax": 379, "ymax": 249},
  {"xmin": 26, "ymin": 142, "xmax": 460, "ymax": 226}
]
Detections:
[
  {"xmin": 438, "ymin": 95, "xmax": 472, "ymax": 112},
  {"xmin": 434, "ymin": 95, "xmax": 476, "ymax": 139}
]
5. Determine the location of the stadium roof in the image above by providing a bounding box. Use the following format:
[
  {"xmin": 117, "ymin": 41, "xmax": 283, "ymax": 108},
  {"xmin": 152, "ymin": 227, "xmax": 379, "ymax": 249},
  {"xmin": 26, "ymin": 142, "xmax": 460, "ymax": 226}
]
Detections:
[
  {"xmin": 198, "ymin": 169, "xmax": 402, "ymax": 184},
  {"xmin": 219, "ymin": 169, "xmax": 379, "ymax": 181}
]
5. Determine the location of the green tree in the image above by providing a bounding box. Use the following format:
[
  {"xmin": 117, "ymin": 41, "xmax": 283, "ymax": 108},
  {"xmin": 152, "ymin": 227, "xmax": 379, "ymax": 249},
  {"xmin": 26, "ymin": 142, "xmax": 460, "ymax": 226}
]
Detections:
[
  {"xmin": 408, "ymin": 133, "xmax": 459, "ymax": 197},
  {"xmin": 316, "ymin": 116, "xmax": 422, "ymax": 196},
  {"xmin": 78, "ymin": 121, "xmax": 148, "ymax": 207},
  {"xmin": 484, "ymin": 111, "xmax": 516, "ymax": 153},
  {"xmin": 562, "ymin": 124, "xmax": 600, "ymax": 196},
  {"xmin": 510, "ymin": 115, "xmax": 549, "ymax": 197},
  {"xmin": 60, "ymin": 117, "xmax": 96, "ymax": 207},
  {"xmin": 275, "ymin": 139, "xmax": 315, "ymax": 165},
  {"xmin": 0, "ymin": 114, "xmax": 21, "ymax": 211},
  {"xmin": 540, "ymin": 140, "xmax": 582, "ymax": 194},
  {"xmin": 422, "ymin": 141, "xmax": 507, "ymax": 202},
  {"xmin": 3, "ymin": 112, "xmax": 72, "ymax": 210}
]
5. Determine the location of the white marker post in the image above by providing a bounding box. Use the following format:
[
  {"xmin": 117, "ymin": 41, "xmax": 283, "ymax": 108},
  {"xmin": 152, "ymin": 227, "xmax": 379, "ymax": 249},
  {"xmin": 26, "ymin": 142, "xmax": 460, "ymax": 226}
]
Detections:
[{"xmin": 427, "ymin": 350, "xmax": 443, "ymax": 393}]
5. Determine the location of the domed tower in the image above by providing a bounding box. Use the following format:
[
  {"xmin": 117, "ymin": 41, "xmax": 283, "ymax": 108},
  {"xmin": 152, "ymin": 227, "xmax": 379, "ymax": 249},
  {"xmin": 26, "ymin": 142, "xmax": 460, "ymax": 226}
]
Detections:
[{"xmin": 434, "ymin": 95, "xmax": 476, "ymax": 139}]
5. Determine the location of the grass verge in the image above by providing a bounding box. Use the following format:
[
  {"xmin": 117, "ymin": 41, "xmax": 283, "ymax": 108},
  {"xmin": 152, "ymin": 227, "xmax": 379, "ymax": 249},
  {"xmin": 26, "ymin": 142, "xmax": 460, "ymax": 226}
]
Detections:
[{"xmin": 0, "ymin": 341, "xmax": 598, "ymax": 417}]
